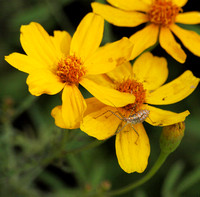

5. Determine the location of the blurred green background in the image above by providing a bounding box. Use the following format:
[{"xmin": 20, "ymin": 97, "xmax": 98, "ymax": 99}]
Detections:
[{"xmin": 0, "ymin": 0, "xmax": 200, "ymax": 196}]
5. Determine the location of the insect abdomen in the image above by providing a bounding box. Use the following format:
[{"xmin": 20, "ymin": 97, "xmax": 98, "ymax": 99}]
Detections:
[{"xmin": 129, "ymin": 109, "xmax": 150, "ymax": 124}]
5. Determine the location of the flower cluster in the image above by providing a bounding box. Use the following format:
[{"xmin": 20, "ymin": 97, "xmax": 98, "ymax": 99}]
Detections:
[{"xmin": 5, "ymin": 0, "xmax": 200, "ymax": 173}]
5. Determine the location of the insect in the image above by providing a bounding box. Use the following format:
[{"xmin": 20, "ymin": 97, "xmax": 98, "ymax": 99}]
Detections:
[{"xmin": 94, "ymin": 105, "xmax": 150, "ymax": 144}]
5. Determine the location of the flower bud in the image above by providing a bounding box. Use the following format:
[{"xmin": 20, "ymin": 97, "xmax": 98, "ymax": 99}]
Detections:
[{"xmin": 160, "ymin": 122, "xmax": 185, "ymax": 154}]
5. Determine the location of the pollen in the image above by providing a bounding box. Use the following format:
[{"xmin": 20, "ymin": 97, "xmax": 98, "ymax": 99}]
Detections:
[
  {"xmin": 148, "ymin": 0, "xmax": 182, "ymax": 27},
  {"xmin": 116, "ymin": 79, "xmax": 146, "ymax": 113},
  {"xmin": 56, "ymin": 55, "xmax": 86, "ymax": 85}
]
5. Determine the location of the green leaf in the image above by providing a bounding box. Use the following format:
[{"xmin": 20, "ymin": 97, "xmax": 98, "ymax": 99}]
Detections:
[
  {"xmin": 161, "ymin": 161, "xmax": 185, "ymax": 197},
  {"xmin": 177, "ymin": 24, "xmax": 200, "ymax": 34},
  {"xmin": 175, "ymin": 166, "xmax": 200, "ymax": 195},
  {"xmin": 10, "ymin": 3, "xmax": 51, "ymax": 28}
]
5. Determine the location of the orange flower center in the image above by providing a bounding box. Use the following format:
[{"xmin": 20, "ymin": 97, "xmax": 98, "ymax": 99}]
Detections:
[
  {"xmin": 56, "ymin": 55, "xmax": 86, "ymax": 85},
  {"xmin": 148, "ymin": 0, "xmax": 182, "ymax": 27},
  {"xmin": 116, "ymin": 79, "xmax": 146, "ymax": 113}
]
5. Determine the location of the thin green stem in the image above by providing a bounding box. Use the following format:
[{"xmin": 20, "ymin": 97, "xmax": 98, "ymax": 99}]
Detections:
[{"xmin": 107, "ymin": 151, "xmax": 169, "ymax": 196}]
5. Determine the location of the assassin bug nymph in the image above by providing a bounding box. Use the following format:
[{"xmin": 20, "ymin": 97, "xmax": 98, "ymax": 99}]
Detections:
[{"xmin": 94, "ymin": 104, "xmax": 151, "ymax": 144}]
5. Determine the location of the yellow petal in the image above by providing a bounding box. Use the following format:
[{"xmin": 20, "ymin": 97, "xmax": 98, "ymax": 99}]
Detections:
[
  {"xmin": 176, "ymin": 12, "xmax": 200, "ymax": 24},
  {"xmin": 106, "ymin": 61, "xmax": 133, "ymax": 83},
  {"xmin": 84, "ymin": 97, "xmax": 106, "ymax": 116},
  {"xmin": 129, "ymin": 24, "xmax": 159, "ymax": 60},
  {"xmin": 26, "ymin": 69, "xmax": 65, "ymax": 96},
  {"xmin": 145, "ymin": 105, "xmax": 190, "ymax": 126},
  {"xmin": 61, "ymin": 85, "xmax": 87, "ymax": 129},
  {"xmin": 81, "ymin": 104, "xmax": 121, "ymax": 140},
  {"xmin": 170, "ymin": 24, "xmax": 200, "ymax": 57},
  {"xmin": 20, "ymin": 22, "xmax": 59, "ymax": 67},
  {"xmin": 5, "ymin": 52, "xmax": 47, "ymax": 73},
  {"xmin": 172, "ymin": 0, "xmax": 188, "ymax": 7},
  {"xmin": 146, "ymin": 70, "xmax": 200, "ymax": 105},
  {"xmin": 85, "ymin": 75, "xmax": 114, "ymax": 88},
  {"xmin": 85, "ymin": 37, "xmax": 133, "ymax": 75},
  {"xmin": 51, "ymin": 105, "xmax": 68, "ymax": 129},
  {"xmin": 70, "ymin": 13, "xmax": 104, "ymax": 62},
  {"xmin": 51, "ymin": 31, "xmax": 71, "ymax": 57},
  {"xmin": 115, "ymin": 123, "xmax": 150, "ymax": 173},
  {"xmin": 132, "ymin": 52, "xmax": 168, "ymax": 91},
  {"xmin": 80, "ymin": 77, "xmax": 135, "ymax": 107},
  {"xmin": 91, "ymin": 2, "xmax": 148, "ymax": 27},
  {"xmin": 142, "ymin": 0, "xmax": 152, "ymax": 5},
  {"xmin": 159, "ymin": 26, "xmax": 186, "ymax": 63},
  {"xmin": 107, "ymin": 0, "xmax": 150, "ymax": 12}
]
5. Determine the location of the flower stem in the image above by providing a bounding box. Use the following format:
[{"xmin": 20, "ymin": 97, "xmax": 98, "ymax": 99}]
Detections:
[{"xmin": 107, "ymin": 151, "xmax": 169, "ymax": 196}]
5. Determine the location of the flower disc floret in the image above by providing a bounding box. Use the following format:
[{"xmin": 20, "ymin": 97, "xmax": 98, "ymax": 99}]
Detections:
[
  {"xmin": 148, "ymin": 0, "xmax": 182, "ymax": 27},
  {"xmin": 116, "ymin": 79, "xmax": 146, "ymax": 113},
  {"xmin": 56, "ymin": 55, "xmax": 86, "ymax": 85}
]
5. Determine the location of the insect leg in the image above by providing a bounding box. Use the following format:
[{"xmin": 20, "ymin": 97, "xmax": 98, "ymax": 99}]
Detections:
[
  {"xmin": 94, "ymin": 110, "xmax": 124, "ymax": 121},
  {"xmin": 116, "ymin": 123, "xmax": 140, "ymax": 145},
  {"xmin": 115, "ymin": 122, "xmax": 129, "ymax": 134},
  {"xmin": 111, "ymin": 110, "xmax": 126, "ymax": 119},
  {"xmin": 147, "ymin": 116, "xmax": 156, "ymax": 124},
  {"xmin": 103, "ymin": 100, "xmax": 127, "ymax": 120},
  {"xmin": 130, "ymin": 124, "xmax": 139, "ymax": 144}
]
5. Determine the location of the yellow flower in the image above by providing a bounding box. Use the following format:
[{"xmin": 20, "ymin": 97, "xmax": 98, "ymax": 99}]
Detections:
[
  {"xmin": 80, "ymin": 52, "xmax": 199, "ymax": 173},
  {"xmin": 92, "ymin": 0, "xmax": 200, "ymax": 63},
  {"xmin": 5, "ymin": 13, "xmax": 135, "ymax": 129}
]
